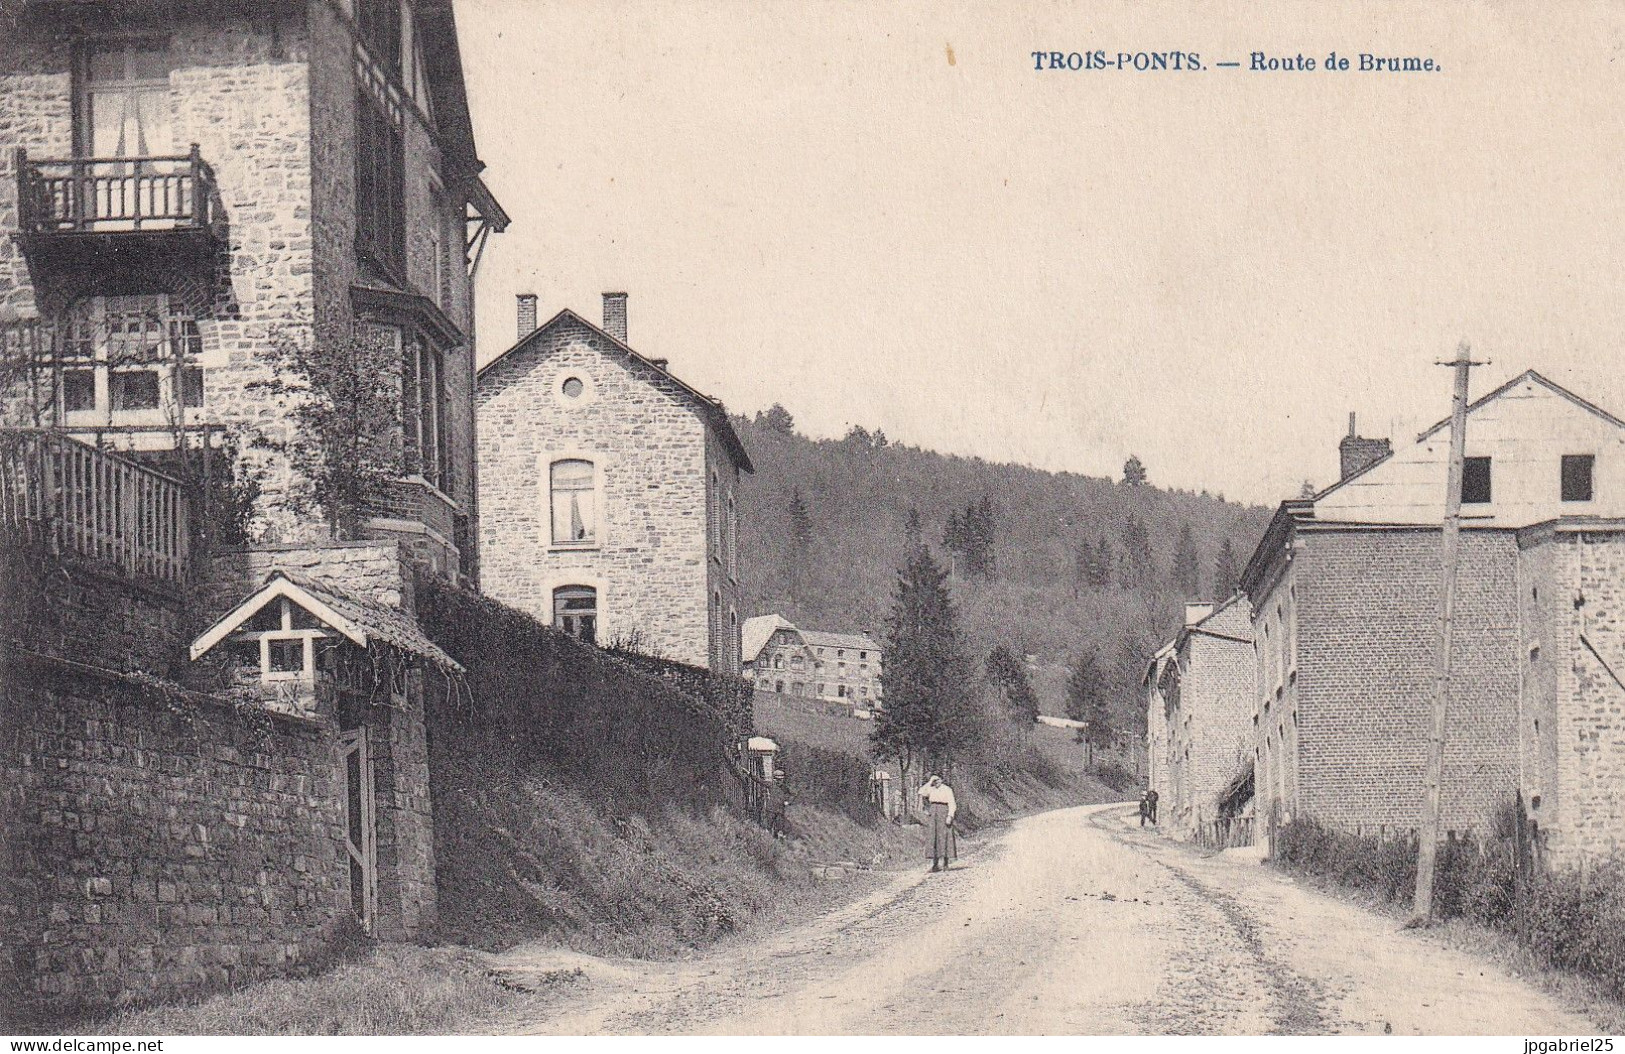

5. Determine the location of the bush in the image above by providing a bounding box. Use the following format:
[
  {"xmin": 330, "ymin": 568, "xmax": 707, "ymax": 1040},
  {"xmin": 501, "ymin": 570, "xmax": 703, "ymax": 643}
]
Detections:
[
  {"xmin": 1273, "ymin": 809, "xmax": 1625, "ymax": 999},
  {"xmin": 1093, "ymin": 762, "xmax": 1138, "ymax": 793},
  {"xmin": 779, "ymin": 741, "xmax": 876, "ymax": 827}
]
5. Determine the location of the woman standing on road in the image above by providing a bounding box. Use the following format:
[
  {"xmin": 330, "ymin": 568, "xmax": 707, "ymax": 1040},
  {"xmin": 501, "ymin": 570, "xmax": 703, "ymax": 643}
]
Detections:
[{"xmin": 918, "ymin": 775, "xmax": 957, "ymax": 872}]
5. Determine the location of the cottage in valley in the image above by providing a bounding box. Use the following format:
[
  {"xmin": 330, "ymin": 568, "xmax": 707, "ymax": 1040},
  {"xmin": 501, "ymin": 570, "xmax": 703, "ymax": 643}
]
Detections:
[
  {"xmin": 742, "ymin": 614, "xmax": 883, "ymax": 705},
  {"xmin": 1241, "ymin": 372, "xmax": 1625, "ymax": 865},
  {"xmin": 476, "ymin": 294, "xmax": 753, "ymax": 672}
]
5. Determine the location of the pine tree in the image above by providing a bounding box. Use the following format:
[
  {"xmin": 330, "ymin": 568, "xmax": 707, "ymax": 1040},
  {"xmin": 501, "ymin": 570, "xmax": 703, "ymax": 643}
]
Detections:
[
  {"xmin": 872, "ymin": 542, "xmax": 978, "ymax": 785},
  {"xmin": 1092, "ymin": 537, "xmax": 1115, "ymax": 588},
  {"xmin": 1171, "ymin": 521, "xmax": 1201, "ymax": 598},
  {"xmin": 1213, "ymin": 536, "xmax": 1243, "ymax": 597},
  {"xmin": 970, "ymin": 496, "xmax": 998, "ymax": 578},
  {"xmin": 1123, "ymin": 455, "xmax": 1148, "ymax": 487},
  {"xmin": 1065, "ymin": 648, "xmax": 1103, "ymax": 743},
  {"xmin": 1118, "ymin": 515, "xmax": 1154, "ymax": 588},
  {"xmin": 1065, "ymin": 648, "xmax": 1115, "ymax": 761},
  {"xmin": 985, "ymin": 644, "xmax": 1039, "ymax": 725},
  {"xmin": 788, "ymin": 488, "xmax": 814, "ymax": 602},
  {"xmin": 756, "ymin": 403, "xmax": 796, "ymax": 434}
]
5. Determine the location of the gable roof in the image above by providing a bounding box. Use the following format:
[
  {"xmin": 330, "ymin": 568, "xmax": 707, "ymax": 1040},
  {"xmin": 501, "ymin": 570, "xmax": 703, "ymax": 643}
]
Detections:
[
  {"xmin": 479, "ymin": 307, "xmax": 753, "ymax": 473},
  {"xmin": 189, "ymin": 572, "xmax": 461, "ymax": 673},
  {"xmin": 1415, "ymin": 369, "xmax": 1625, "ymax": 442},
  {"xmin": 1310, "ymin": 370, "xmax": 1625, "ymax": 507},
  {"xmin": 742, "ymin": 614, "xmax": 796, "ymax": 664}
]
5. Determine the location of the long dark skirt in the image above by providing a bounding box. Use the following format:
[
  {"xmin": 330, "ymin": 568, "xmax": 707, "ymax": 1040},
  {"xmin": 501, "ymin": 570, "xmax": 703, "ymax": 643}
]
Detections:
[{"xmin": 929, "ymin": 802, "xmax": 957, "ymax": 862}]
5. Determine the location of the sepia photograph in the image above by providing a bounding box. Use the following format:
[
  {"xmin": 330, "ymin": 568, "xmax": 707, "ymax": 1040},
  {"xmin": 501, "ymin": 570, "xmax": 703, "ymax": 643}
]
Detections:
[{"xmin": 1, "ymin": 0, "xmax": 1623, "ymax": 1041}]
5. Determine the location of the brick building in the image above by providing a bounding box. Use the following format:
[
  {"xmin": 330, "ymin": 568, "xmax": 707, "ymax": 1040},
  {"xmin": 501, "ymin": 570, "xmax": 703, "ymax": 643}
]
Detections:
[
  {"xmin": 742, "ymin": 614, "xmax": 883, "ymax": 705},
  {"xmin": 0, "ymin": 0, "xmax": 508, "ymax": 580},
  {"xmin": 1153, "ymin": 599, "xmax": 1256, "ymax": 839},
  {"xmin": 1242, "ymin": 371, "xmax": 1625, "ymax": 862},
  {"xmin": 476, "ymin": 294, "xmax": 753, "ymax": 672}
]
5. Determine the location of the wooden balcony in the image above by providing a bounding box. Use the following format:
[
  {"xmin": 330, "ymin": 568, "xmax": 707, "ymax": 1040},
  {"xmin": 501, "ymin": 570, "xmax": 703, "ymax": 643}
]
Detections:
[
  {"xmin": 0, "ymin": 428, "xmax": 191, "ymax": 585},
  {"xmin": 14, "ymin": 146, "xmax": 227, "ymax": 281}
]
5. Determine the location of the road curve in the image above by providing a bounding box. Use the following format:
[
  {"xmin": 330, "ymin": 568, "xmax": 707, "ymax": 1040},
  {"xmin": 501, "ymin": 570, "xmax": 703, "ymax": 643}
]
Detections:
[{"xmin": 489, "ymin": 802, "xmax": 1601, "ymax": 1035}]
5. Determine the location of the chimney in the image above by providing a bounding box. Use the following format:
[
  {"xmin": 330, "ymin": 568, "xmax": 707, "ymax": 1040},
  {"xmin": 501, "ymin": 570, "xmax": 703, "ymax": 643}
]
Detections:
[
  {"xmin": 1184, "ymin": 602, "xmax": 1214, "ymax": 627},
  {"xmin": 602, "ymin": 292, "xmax": 628, "ymax": 343},
  {"xmin": 516, "ymin": 293, "xmax": 538, "ymax": 339},
  {"xmin": 651, "ymin": 357, "xmax": 669, "ymax": 371},
  {"xmin": 1338, "ymin": 412, "xmax": 1393, "ymax": 481}
]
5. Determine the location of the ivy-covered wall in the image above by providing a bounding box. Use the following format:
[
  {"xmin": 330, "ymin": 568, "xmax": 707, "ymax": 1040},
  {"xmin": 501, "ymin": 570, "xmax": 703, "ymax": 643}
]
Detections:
[{"xmin": 416, "ymin": 580, "xmax": 753, "ymax": 807}]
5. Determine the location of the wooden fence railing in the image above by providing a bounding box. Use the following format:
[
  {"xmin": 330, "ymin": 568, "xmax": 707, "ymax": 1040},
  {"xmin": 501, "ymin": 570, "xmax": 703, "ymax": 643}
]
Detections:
[
  {"xmin": 1199, "ymin": 815, "xmax": 1256, "ymax": 849},
  {"xmin": 16, "ymin": 146, "xmax": 225, "ymax": 238},
  {"xmin": 0, "ymin": 429, "xmax": 189, "ymax": 584}
]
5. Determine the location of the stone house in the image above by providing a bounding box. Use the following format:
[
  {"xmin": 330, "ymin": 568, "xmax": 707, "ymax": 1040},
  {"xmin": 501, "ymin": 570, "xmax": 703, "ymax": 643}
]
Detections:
[
  {"xmin": 1154, "ymin": 599, "xmax": 1256, "ymax": 840},
  {"xmin": 1142, "ymin": 640, "xmax": 1175, "ymax": 810},
  {"xmin": 0, "ymin": 0, "xmax": 509, "ymax": 581},
  {"xmin": 742, "ymin": 614, "xmax": 883, "ymax": 705},
  {"xmin": 1241, "ymin": 370, "xmax": 1625, "ymax": 865},
  {"xmin": 0, "ymin": 0, "xmax": 510, "ymax": 1017},
  {"xmin": 477, "ymin": 294, "xmax": 753, "ymax": 672}
]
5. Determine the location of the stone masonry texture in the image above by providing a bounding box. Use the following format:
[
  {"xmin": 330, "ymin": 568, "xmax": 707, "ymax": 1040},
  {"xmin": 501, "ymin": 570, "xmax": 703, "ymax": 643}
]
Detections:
[
  {"xmin": 0, "ymin": 3, "xmax": 481, "ymax": 574},
  {"xmin": 1518, "ymin": 528, "xmax": 1625, "ymax": 868},
  {"xmin": 0, "ymin": 668, "xmax": 348, "ymax": 1026},
  {"xmin": 1165, "ymin": 601, "xmax": 1254, "ymax": 838},
  {"xmin": 477, "ymin": 313, "xmax": 745, "ymax": 671},
  {"xmin": 0, "ymin": 533, "xmax": 436, "ymax": 1021}
]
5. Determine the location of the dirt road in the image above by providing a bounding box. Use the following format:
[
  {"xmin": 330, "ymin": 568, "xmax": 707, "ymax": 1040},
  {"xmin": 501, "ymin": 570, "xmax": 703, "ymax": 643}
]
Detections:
[{"xmin": 488, "ymin": 802, "xmax": 1601, "ymax": 1035}]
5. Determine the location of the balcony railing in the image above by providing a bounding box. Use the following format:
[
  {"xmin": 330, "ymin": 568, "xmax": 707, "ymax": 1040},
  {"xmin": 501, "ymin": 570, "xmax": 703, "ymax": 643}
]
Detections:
[
  {"xmin": 0, "ymin": 428, "xmax": 190, "ymax": 584},
  {"xmin": 15, "ymin": 145, "xmax": 226, "ymax": 240}
]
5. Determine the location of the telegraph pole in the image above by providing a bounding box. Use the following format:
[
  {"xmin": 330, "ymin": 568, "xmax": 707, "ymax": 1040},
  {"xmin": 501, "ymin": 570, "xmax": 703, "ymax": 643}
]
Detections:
[{"xmin": 1413, "ymin": 344, "xmax": 1480, "ymax": 925}]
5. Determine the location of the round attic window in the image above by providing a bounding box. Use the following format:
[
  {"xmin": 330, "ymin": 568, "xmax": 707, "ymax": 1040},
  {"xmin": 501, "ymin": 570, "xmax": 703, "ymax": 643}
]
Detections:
[{"xmin": 562, "ymin": 376, "xmax": 585, "ymax": 399}]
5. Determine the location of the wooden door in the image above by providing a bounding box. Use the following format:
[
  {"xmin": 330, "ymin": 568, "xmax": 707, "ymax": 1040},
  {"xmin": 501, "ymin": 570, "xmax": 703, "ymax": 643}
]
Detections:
[{"xmin": 339, "ymin": 728, "xmax": 377, "ymax": 932}]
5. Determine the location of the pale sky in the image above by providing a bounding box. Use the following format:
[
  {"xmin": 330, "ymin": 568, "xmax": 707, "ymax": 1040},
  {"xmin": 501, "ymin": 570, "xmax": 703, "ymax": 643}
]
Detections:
[{"xmin": 459, "ymin": 0, "xmax": 1625, "ymax": 506}]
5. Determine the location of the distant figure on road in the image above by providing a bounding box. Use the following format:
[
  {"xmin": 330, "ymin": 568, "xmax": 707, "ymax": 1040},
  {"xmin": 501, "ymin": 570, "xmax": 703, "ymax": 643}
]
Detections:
[
  {"xmin": 1139, "ymin": 793, "xmax": 1152, "ymax": 827},
  {"xmin": 918, "ymin": 774, "xmax": 957, "ymax": 872},
  {"xmin": 1148, "ymin": 789, "xmax": 1159, "ymax": 825}
]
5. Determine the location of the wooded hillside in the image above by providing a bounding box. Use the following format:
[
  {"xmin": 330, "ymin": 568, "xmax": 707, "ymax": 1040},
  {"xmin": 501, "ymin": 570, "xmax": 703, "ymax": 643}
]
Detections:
[{"xmin": 733, "ymin": 408, "xmax": 1274, "ymax": 731}]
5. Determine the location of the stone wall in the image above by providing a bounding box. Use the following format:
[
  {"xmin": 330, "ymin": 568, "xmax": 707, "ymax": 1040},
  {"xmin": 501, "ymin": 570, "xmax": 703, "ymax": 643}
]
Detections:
[
  {"xmin": 1519, "ymin": 527, "xmax": 1625, "ymax": 867},
  {"xmin": 0, "ymin": 660, "xmax": 349, "ymax": 1027},
  {"xmin": 1293, "ymin": 527, "xmax": 1521, "ymax": 833},
  {"xmin": 0, "ymin": 539, "xmax": 188, "ymax": 679},
  {"xmin": 477, "ymin": 313, "xmax": 718, "ymax": 668},
  {"xmin": 197, "ymin": 540, "xmax": 410, "ymax": 625},
  {"xmin": 0, "ymin": 536, "xmax": 437, "ymax": 1022}
]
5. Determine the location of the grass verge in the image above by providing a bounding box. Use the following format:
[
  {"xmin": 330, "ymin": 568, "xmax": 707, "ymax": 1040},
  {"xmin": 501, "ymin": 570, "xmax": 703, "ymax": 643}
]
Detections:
[{"xmin": 75, "ymin": 944, "xmax": 575, "ymax": 1036}]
